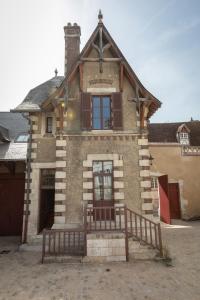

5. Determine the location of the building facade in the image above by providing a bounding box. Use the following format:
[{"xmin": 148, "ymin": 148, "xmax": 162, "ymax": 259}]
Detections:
[
  {"xmin": 149, "ymin": 121, "xmax": 200, "ymax": 222},
  {"xmin": 14, "ymin": 14, "xmax": 161, "ymax": 243}
]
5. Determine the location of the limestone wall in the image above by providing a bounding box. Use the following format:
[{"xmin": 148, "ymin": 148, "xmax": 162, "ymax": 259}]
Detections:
[
  {"xmin": 86, "ymin": 232, "xmax": 126, "ymax": 262},
  {"xmin": 150, "ymin": 144, "xmax": 200, "ymax": 219}
]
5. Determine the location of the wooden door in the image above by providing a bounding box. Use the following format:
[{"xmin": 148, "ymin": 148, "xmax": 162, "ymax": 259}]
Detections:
[
  {"xmin": 0, "ymin": 174, "xmax": 25, "ymax": 235},
  {"xmin": 168, "ymin": 183, "xmax": 181, "ymax": 219},
  {"xmin": 158, "ymin": 175, "xmax": 171, "ymax": 224},
  {"xmin": 93, "ymin": 161, "xmax": 114, "ymax": 220}
]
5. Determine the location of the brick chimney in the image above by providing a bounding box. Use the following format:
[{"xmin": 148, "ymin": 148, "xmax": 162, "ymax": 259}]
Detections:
[{"xmin": 64, "ymin": 22, "xmax": 81, "ymax": 76}]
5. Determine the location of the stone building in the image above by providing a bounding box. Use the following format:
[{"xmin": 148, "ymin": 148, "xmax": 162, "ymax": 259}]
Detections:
[{"xmin": 14, "ymin": 13, "xmax": 161, "ymax": 244}]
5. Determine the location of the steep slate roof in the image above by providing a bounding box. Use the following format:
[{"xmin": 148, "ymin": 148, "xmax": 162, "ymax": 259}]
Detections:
[
  {"xmin": 14, "ymin": 76, "xmax": 64, "ymax": 112},
  {"xmin": 0, "ymin": 112, "xmax": 28, "ymax": 140},
  {"xmin": 0, "ymin": 112, "xmax": 29, "ymax": 160},
  {"xmin": 148, "ymin": 121, "xmax": 200, "ymax": 146},
  {"xmin": 0, "ymin": 125, "xmax": 10, "ymax": 142}
]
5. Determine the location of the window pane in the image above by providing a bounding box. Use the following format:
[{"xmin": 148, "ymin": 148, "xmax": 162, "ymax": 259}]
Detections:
[
  {"xmin": 104, "ymin": 176, "xmax": 112, "ymax": 188},
  {"xmin": 93, "ymin": 118, "xmax": 101, "ymax": 129},
  {"xmin": 46, "ymin": 117, "xmax": 53, "ymax": 133},
  {"xmin": 93, "ymin": 161, "xmax": 103, "ymax": 173},
  {"xmin": 93, "ymin": 97, "xmax": 100, "ymax": 107},
  {"xmin": 103, "ymin": 161, "xmax": 113, "ymax": 173},
  {"xmin": 16, "ymin": 134, "xmax": 29, "ymax": 142},
  {"xmin": 93, "ymin": 106, "xmax": 100, "ymax": 118},
  {"xmin": 103, "ymin": 97, "xmax": 110, "ymax": 107},
  {"xmin": 103, "ymin": 105, "xmax": 111, "ymax": 129},
  {"xmin": 94, "ymin": 176, "xmax": 103, "ymax": 188},
  {"xmin": 104, "ymin": 189, "xmax": 112, "ymax": 200}
]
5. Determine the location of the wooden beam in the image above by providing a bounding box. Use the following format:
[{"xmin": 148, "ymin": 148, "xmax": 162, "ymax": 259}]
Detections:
[
  {"xmin": 79, "ymin": 63, "xmax": 83, "ymax": 92},
  {"xmin": 59, "ymin": 104, "xmax": 64, "ymax": 131},
  {"xmin": 103, "ymin": 58, "xmax": 122, "ymax": 62},
  {"xmin": 80, "ymin": 57, "xmax": 122, "ymax": 62},
  {"xmin": 119, "ymin": 63, "xmax": 124, "ymax": 92},
  {"xmin": 140, "ymin": 103, "xmax": 145, "ymax": 129}
]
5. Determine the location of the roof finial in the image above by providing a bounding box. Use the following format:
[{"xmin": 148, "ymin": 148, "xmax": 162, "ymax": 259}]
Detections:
[
  {"xmin": 54, "ymin": 68, "xmax": 58, "ymax": 77},
  {"xmin": 98, "ymin": 9, "xmax": 103, "ymax": 23}
]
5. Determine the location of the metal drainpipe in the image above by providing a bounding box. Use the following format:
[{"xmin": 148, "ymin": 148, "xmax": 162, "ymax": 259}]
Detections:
[{"xmin": 22, "ymin": 113, "xmax": 32, "ymax": 243}]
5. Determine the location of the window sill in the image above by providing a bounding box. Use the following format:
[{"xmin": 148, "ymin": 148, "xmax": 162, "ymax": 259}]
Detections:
[
  {"xmin": 91, "ymin": 130, "xmax": 113, "ymax": 134},
  {"xmin": 43, "ymin": 133, "xmax": 55, "ymax": 138}
]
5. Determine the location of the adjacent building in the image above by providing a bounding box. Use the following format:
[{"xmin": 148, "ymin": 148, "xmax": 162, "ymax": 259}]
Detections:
[{"xmin": 149, "ymin": 120, "xmax": 200, "ymax": 222}]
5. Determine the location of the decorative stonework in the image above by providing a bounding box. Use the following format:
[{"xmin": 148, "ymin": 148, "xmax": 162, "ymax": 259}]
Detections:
[
  {"xmin": 54, "ymin": 137, "xmax": 67, "ymax": 226},
  {"xmin": 137, "ymin": 135, "xmax": 153, "ymax": 216},
  {"xmin": 182, "ymin": 146, "xmax": 200, "ymax": 156},
  {"xmin": 82, "ymin": 153, "xmax": 124, "ymax": 207}
]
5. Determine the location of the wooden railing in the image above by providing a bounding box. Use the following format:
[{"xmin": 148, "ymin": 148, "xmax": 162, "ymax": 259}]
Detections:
[
  {"xmin": 85, "ymin": 206, "xmax": 125, "ymax": 232},
  {"xmin": 126, "ymin": 208, "xmax": 163, "ymax": 256},
  {"xmin": 42, "ymin": 229, "xmax": 86, "ymax": 263},
  {"xmin": 42, "ymin": 206, "xmax": 163, "ymax": 262},
  {"xmin": 85, "ymin": 206, "xmax": 163, "ymax": 257}
]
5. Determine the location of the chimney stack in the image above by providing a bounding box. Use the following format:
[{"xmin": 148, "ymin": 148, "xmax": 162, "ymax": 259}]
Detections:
[{"xmin": 64, "ymin": 22, "xmax": 81, "ymax": 76}]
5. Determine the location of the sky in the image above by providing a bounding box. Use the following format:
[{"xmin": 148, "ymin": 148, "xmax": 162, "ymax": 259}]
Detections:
[{"xmin": 0, "ymin": 0, "xmax": 200, "ymax": 123}]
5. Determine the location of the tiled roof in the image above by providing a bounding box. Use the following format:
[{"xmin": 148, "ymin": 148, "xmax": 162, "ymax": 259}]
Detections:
[
  {"xmin": 148, "ymin": 121, "xmax": 200, "ymax": 146},
  {"xmin": 13, "ymin": 76, "xmax": 64, "ymax": 112}
]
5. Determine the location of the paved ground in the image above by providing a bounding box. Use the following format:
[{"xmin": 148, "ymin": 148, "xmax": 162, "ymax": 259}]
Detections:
[{"xmin": 0, "ymin": 220, "xmax": 200, "ymax": 300}]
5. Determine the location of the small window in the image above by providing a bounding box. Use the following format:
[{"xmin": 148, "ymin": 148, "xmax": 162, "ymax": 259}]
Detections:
[
  {"xmin": 46, "ymin": 117, "xmax": 53, "ymax": 133},
  {"xmin": 15, "ymin": 134, "xmax": 29, "ymax": 142},
  {"xmin": 179, "ymin": 132, "xmax": 189, "ymax": 145},
  {"xmin": 92, "ymin": 96, "xmax": 111, "ymax": 130},
  {"xmin": 151, "ymin": 177, "xmax": 158, "ymax": 189}
]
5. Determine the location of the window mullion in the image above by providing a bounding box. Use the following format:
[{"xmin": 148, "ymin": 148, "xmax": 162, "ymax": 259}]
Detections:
[{"xmin": 100, "ymin": 97, "xmax": 103, "ymax": 129}]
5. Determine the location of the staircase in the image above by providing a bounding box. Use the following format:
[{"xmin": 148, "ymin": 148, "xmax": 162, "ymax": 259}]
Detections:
[{"xmin": 42, "ymin": 206, "xmax": 163, "ymax": 263}]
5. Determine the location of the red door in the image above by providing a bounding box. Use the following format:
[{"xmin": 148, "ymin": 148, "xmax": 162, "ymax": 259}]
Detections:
[
  {"xmin": 158, "ymin": 175, "xmax": 171, "ymax": 224},
  {"xmin": 0, "ymin": 174, "xmax": 25, "ymax": 235},
  {"xmin": 168, "ymin": 183, "xmax": 181, "ymax": 219}
]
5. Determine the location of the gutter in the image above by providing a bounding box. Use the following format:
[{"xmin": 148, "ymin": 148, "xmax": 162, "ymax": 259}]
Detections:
[{"xmin": 22, "ymin": 113, "xmax": 32, "ymax": 243}]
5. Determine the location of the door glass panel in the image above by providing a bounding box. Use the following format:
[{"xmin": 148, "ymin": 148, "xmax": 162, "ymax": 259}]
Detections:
[
  {"xmin": 94, "ymin": 176, "xmax": 103, "ymax": 188},
  {"xmin": 94, "ymin": 189, "xmax": 103, "ymax": 200},
  {"xmin": 93, "ymin": 161, "xmax": 103, "ymax": 173},
  {"xmin": 104, "ymin": 176, "xmax": 112, "ymax": 188},
  {"xmin": 103, "ymin": 161, "xmax": 113, "ymax": 173},
  {"xmin": 104, "ymin": 189, "xmax": 112, "ymax": 200}
]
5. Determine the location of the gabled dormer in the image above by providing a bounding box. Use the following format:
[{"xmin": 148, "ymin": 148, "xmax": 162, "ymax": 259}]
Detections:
[{"xmin": 177, "ymin": 123, "xmax": 190, "ymax": 145}]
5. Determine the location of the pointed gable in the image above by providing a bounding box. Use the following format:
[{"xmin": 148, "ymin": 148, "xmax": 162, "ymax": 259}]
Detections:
[{"xmin": 63, "ymin": 20, "xmax": 161, "ymax": 119}]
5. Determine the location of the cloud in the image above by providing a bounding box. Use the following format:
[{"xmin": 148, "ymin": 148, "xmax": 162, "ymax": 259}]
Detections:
[
  {"xmin": 158, "ymin": 17, "xmax": 200, "ymax": 44},
  {"xmin": 136, "ymin": 0, "xmax": 177, "ymax": 37}
]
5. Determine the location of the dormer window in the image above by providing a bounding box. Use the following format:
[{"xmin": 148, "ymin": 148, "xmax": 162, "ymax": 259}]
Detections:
[
  {"xmin": 15, "ymin": 133, "xmax": 29, "ymax": 143},
  {"xmin": 179, "ymin": 132, "xmax": 189, "ymax": 145}
]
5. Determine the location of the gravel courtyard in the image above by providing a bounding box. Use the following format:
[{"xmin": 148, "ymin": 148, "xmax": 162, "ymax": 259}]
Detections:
[{"xmin": 0, "ymin": 220, "xmax": 200, "ymax": 300}]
